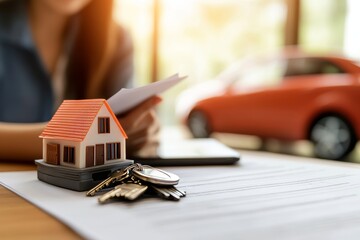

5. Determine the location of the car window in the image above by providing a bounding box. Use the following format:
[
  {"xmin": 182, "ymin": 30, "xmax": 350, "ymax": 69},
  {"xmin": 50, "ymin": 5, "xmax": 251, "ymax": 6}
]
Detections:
[
  {"xmin": 284, "ymin": 58, "xmax": 345, "ymax": 77},
  {"xmin": 230, "ymin": 57, "xmax": 286, "ymax": 92}
]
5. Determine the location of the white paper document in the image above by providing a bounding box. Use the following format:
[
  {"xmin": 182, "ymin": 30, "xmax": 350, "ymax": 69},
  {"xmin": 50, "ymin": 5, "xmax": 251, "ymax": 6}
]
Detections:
[
  {"xmin": 107, "ymin": 74, "xmax": 186, "ymax": 115},
  {"xmin": 2, "ymin": 151, "xmax": 360, "ymax": 240}
]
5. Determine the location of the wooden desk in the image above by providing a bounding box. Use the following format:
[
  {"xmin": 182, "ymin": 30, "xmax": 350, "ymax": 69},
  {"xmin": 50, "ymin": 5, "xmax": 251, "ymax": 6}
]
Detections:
[{"xmin": 0, "ymin": 162, "xmax": 81, "ymax": 240}]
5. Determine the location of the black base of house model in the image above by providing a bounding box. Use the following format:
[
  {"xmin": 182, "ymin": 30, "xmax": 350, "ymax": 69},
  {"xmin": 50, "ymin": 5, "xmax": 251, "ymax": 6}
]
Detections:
[{"xmin": 35, "ymin": 159, "xmax": 134, "ymax": 191}]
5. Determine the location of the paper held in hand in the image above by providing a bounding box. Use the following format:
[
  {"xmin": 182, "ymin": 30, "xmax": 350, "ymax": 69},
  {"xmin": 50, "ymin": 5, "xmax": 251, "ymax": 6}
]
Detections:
[{"xmin": 107, "ymin": 74, "xmax": 187, "ymax": 115}]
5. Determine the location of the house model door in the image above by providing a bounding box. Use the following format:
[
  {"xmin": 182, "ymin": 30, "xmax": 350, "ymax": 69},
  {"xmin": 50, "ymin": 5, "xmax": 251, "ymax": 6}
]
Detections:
[
  {"xmin": 86, "ymin": 146, "xmax": 94, "ymax": 167},
  {"xmin": 96, "ymin": 144, "xmax": 105, "ymax": 165},
  {"xmin": 47, "ymin": 143, "xmax": 60, "ymax": 165}
]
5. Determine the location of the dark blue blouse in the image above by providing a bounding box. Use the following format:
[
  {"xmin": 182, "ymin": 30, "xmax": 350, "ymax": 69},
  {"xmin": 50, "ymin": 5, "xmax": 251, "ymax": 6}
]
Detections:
[{"xmin": 0, "ymin": 0, "xmax": 133, "ymax": 123}]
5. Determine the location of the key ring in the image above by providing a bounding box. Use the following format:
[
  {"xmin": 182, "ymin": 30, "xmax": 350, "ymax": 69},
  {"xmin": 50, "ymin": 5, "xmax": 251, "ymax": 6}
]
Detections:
[{"xmin": 124, "ymin": 163, "xmax": 143, "ymax": 172}]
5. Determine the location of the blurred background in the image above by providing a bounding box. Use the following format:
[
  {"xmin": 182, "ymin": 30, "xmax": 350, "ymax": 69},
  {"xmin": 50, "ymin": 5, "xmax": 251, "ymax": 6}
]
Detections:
[{"xmin": 114, "ymin": 0, "xmax": 360, "ymax": 162}]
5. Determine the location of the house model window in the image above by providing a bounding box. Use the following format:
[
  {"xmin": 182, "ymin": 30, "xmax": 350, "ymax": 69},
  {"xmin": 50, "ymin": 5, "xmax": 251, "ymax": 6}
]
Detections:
[
  {"xmin": 98, "ymin": 117, "xmax": 110, "ymax": 133},
  {"xmin": 106, "ymin": 143, "xmax": 121, "ymax": 160},
  {"xmin": 64, "ymin": 146, "xmax": 75, "ymax": 164}
]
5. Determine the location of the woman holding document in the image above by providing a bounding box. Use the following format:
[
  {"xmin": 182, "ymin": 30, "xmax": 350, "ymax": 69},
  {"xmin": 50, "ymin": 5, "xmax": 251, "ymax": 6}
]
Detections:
[{"xmin": 0, "ymin": 0, "xmax": 160, "ymax": 160}]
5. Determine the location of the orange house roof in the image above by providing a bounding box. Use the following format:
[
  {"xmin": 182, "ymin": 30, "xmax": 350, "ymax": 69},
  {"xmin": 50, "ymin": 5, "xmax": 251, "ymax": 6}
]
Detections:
[{"xmin": 39, "ymin": 99, "xmax": 128, "ymax": 142}]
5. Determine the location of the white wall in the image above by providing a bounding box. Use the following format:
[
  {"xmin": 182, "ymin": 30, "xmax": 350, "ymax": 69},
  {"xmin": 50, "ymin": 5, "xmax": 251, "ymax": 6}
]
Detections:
[{"xmin": 80, "ymin": 105, "xmax": 126, "ymax": 168}]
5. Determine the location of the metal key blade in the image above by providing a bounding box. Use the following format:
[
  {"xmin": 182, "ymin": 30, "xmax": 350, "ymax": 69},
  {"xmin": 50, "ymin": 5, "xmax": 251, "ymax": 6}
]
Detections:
[
  {"xmin": 87, "ymin": 178, "xmax": 114, "ymax": 196},
  {"xmin": 152, "ymin": 185, "xmax": 186, "ymax": 200},
  {"xmin": 122, "ymin": 183, "xmax": 148, "ymax": 201},
  {"xmin": 151, "ymin": 185, "xmax": 170, "ymax": 198},
  {"xmin": 168, "ymin": 186, "xmax": 186, "ymax": 197},
  {"xmin": 151, "ymin": 185, "xmax": 183, "ymax": 201},
  {"xmin": 98, "ymin": 183, "xmax": 148, "ymax": 203},
  {"xmin": 86, "ymin": 169, "xmax": 129, "ymax": 196},
  {"xmin": 98, "ymin": 185, "xmax": 124, "ymax": 203},
  {"xmin": 166, "ymin": 188, "xmax": 181, "ymax": 200}
]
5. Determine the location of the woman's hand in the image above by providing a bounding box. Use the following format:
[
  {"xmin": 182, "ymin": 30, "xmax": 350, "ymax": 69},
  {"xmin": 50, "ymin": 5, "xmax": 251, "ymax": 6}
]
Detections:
[{"xmin": 117, "ymin": 96, "xmax": 162, "ymax": 157}]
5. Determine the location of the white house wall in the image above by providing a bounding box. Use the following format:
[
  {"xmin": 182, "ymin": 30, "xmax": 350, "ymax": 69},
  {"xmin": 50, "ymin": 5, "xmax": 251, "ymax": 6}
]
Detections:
[
  {"xmin": 80, "ymin": 105, "xmax": 126, "ymax": 168},
  {"xmin": 43, "ymin": 138, "xmax": 81, "ymax": 168}
]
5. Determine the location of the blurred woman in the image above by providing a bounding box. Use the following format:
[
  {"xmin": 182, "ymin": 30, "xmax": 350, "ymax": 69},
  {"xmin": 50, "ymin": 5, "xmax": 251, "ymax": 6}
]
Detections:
[{"xmin": 0, "ymin": 0, "xmax": 160, "ymax": 160}]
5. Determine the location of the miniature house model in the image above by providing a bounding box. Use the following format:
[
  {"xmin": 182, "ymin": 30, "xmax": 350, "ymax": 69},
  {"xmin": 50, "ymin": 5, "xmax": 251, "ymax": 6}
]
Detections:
[{"xmin": 39, "ymin": 99, "xmax": 127, "ymax": 169}]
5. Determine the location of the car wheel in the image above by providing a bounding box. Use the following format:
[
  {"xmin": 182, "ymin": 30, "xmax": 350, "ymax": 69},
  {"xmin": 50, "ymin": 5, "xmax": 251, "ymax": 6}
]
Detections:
[
  {"xmin": 187, "ymin": 110, "xmax": 211, "ymax": 138},
  {"xmin": 310, "ymin": 115, "xmax": 356, "ymax": 160}
]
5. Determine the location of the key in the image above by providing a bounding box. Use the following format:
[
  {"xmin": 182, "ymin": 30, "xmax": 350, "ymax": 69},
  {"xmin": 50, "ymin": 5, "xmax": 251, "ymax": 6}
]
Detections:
[
  {"xmin": 168, "ymin": 186, "xmax": 186, "ymax": 197},
  {"xmin": 98, "ymin": 187, "xmax": 119, "ymax": 203},
  {"xmin": 86, "ymin": 169, "xmax": 130, "ymax": 196},
  {"xmin": 117, "ymin": 183, "xmax": 148, "ymax": 201},
  {"xmin": 151, "ymin": 185, "xmax": 186, "ymax": 201},
  {"xmin": 98, "ymin": 183, "xmax": 148, "ymax": 203},
  {"xmin": 131, "ymin": 165, "xmax": 186, "ymax": 200},
  {"xmin": 86, "ymin": 164, "xmax": 143, "ymax": 196}
]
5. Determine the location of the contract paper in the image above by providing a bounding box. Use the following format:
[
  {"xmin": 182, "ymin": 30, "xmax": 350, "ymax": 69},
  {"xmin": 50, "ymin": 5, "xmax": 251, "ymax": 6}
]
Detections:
[
  {"xmin": 107, "ymin": 74, "xmax": 186, "ymax": 115},
  {"xmin": 2, "ymin": 151, "xmax": 360, "ymax": 240}
]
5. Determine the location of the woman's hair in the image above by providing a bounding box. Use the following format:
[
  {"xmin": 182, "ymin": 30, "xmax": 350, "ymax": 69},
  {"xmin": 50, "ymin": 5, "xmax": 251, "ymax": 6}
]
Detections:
[{"xmin": 67, "ymin": 0, "xmax": 117, "ymax": 99}]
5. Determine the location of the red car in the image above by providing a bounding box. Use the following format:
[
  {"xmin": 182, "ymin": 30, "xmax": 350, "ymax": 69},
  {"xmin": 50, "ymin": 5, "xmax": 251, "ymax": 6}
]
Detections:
[{"xmin": 182, "ymin": 49, "xmax": 360, "ymax": 160}]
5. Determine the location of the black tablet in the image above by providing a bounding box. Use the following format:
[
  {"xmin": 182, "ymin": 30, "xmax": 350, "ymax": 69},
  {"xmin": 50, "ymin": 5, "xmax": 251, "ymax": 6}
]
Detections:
[{"xmin": 132, "ymin": 138, "xmax": 240, "ymax": 166}]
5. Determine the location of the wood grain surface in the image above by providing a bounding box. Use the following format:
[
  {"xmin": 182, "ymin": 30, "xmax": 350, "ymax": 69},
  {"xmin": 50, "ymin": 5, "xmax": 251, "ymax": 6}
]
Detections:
[{"xmin": 0, "ymin": 162, "xmax": 81, "ymax": 240}]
